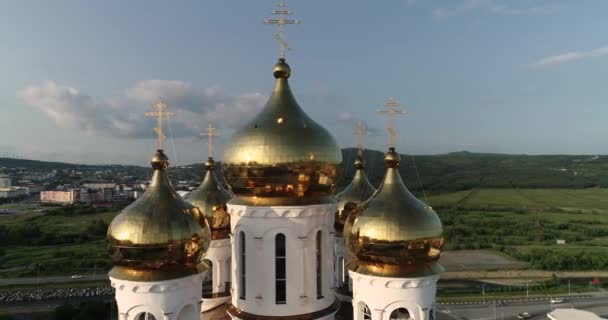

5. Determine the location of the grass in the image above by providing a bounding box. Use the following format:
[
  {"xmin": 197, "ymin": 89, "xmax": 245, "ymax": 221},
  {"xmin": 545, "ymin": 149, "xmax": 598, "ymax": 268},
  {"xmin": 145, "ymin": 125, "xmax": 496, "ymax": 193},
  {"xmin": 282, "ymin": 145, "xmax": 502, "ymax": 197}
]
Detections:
[
  {"xmin": 428, "ymin": 188, "xmax": 608, "ymax": 212},
  {"xmin": 0, "ymin": 207, "xmax": 119, "ymax": 278}
]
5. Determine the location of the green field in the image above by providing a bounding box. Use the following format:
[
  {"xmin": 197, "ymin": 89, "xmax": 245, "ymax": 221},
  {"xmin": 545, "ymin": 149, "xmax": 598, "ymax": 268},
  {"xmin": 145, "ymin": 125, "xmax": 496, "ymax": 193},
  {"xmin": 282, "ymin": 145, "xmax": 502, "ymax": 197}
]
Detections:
[
  {"xmin": 427, "ymin": 188, "xmax": 608, "ymax": 271},
  {"xmin": 2, "ymin": 188, "xmax": 608, "ymax": 278},
  {"xmin": 0, "ymin": 205, "xmax": 121, "ymax": 278}
]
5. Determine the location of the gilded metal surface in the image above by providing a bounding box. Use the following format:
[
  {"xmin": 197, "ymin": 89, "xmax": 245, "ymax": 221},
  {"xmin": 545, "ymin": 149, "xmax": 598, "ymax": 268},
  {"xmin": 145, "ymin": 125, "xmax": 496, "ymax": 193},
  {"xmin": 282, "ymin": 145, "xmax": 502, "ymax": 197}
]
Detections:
[
  {"xmin": 345, "ymin": 148, "xmax": 444, "ymax": 278},
  {"xmin": 223, "ymin": 59, "xmax": 342, "ymax": 206},
  {"xmin": 185, "ymin": 157, "xmax": 233, "ymax": 240},
  {"xmin": 334, "ymin": 152, "xmax": 376, "ymax": 236},
  {"xmin": 107, "ymin": 150, "xmax": 211, "ymax": 281}
]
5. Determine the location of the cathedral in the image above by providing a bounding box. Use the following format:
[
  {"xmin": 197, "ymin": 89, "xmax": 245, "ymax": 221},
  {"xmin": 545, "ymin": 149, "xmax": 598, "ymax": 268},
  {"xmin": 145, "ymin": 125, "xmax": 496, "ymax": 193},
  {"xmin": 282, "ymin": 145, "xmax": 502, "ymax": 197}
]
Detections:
[{"xmin": 105, "ymin": 2, "xmax": 444, "ymax": 320}]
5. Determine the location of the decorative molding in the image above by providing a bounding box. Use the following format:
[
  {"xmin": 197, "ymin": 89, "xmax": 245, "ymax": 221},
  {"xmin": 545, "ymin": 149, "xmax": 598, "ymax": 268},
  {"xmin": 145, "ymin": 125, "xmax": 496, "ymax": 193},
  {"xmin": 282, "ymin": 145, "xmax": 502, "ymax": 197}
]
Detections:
[
  {"xmin": 353, "ymin": 273, "xmax": 439, "ymax": 289},
  {"xmin": 228, "ymin": 203, "xmax": 336, "ymax": 219}
]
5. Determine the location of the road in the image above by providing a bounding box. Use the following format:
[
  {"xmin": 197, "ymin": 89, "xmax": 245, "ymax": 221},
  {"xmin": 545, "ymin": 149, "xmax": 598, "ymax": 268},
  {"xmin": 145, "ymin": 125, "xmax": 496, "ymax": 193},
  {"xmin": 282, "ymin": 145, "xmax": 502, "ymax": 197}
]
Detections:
[
  {"xmin": 0, "ymin": 274, "xmax": 108, "ymax": 286},
  {"xmin": 439, "ymin": 295, "xmax": 608, "ymax": 320}
]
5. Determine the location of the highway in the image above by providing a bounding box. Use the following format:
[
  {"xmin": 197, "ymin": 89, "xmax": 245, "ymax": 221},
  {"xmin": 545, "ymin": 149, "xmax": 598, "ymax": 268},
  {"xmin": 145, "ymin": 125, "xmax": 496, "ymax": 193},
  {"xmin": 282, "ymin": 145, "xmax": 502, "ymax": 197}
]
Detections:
[
  {"xmin": 0, "ymin": 274, "xmax": 108, "ymax": 286},
  {"xmin": 439, "ymin": 295, "xmax": 608, "ymax": 320}
]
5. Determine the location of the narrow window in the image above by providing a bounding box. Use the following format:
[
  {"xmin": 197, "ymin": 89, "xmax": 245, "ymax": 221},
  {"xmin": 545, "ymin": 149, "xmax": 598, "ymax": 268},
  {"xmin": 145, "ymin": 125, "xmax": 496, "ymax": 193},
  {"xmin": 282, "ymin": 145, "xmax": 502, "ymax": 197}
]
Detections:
[
  {"xmin": 225, "ymin": 257, "xmax": 232, "ymax": 294},
  {"xmin": 359, "ymin": 303, "xmax": 371, "ymax": 320},
  {"xmin": 389, "ymin": 308, "xmax": 410, "ymax": 320},
  {"xmin": 202, "ymin": 259, "xmax": 213, "ymax": 295},
  {"xmin": 275, "ymin": 233, "xmax": 286, "ymax": 304},
  {"xmin": 316, "ymin": 230, "xmax": 323, "ymax": 298},
  {"xmin": 137, "ymin": 313, "xmax": 156, "ymax": 320},
  {"xmin": 239, "ymin": 231, "xmax": 246, "ymax": 299}
]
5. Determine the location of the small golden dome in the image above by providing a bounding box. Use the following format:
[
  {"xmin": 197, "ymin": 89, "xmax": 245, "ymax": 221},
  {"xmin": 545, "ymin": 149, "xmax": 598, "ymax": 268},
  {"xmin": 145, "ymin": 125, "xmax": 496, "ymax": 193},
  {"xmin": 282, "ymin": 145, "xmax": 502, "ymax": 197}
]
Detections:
[
  {"xmin": 223, "ymin": 59, "xmax": 343, "ymax": 206},
  {"xmin": 334, "ymin": 151, "xmax": 376, "ymax": 236},
  {"xmin": 344, "ymin": 148, "xmax": 444, "ymax": 278},
  {"xmin": 273, "ymin": 58, "xmax": 291, "ymax": 79},
  {"xmin": 107, "ymin": 150, "xmax": 212, "ymax": 281},
  {"xmin": 185, "ymin": 157, "xmax": 233, "ymax": 240}
]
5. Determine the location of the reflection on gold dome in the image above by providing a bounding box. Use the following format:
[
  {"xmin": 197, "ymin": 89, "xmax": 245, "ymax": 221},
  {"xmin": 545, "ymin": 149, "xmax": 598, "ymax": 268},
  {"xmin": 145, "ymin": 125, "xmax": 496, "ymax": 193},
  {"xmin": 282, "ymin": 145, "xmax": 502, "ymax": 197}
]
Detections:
[
  {"xmin": 107, "ymin": 150, "xmax": 211, "ymax": 282},
  {"xmin": 335, "ymin": 151, "xmax": 376, "ymax": 236},
  {"xmin": 345, "ymin": 148, "xmax": 444, "ymax": 278},
  {"xmin": 186, "ymin": 157, "xmax": 233, "ymax": 240},
  {"xmin": 222, "ymin": 59, "xmax": 342, "ymax": 206}
]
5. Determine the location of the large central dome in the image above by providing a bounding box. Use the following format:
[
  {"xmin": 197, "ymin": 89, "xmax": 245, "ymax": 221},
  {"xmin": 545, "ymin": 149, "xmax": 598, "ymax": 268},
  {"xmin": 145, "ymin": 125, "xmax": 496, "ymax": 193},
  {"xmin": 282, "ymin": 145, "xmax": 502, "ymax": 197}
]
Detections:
[{"xmin": 223, "ymin": 59, "xmax": 342, "ymax": 206}]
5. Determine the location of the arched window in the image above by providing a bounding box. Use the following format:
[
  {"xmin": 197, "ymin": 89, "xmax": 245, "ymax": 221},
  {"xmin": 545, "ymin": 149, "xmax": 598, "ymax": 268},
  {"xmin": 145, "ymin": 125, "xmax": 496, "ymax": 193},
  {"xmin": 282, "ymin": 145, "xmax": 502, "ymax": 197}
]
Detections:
[
  {"xmin": 316, "ymin": 230, "xmax": 323, "ymax": 299},
  {"xmin": 389, "ymin": 308, "xmax": 411, "ymax": 320},
  {"xmin": 225, "ymin": 257, "xmax": 232, "ymax": 294},
  {"xmin": 202, "ymin": 259, "xmax": 213, "ymax": 295},
  {"xmin": 358, "ymin": 302, "xmax": 372, "ymax": 320},
  {"xmin": 336, "ymin": 256, "xmax": 344, "ymax": 287},
  {"xmin": 137, "ymin": 313, "xmax": 156, "ymax": 320},
  {"xmin": 239, "ymin": 231, "xmax": 246, "ymax": 299},
  {"xmin": 275, "ymin": 233, "xmax": 286, "ymax": 304},
  {"xmin": 177, "ymin": 305, "xmax": 196, "ymax": 320}
]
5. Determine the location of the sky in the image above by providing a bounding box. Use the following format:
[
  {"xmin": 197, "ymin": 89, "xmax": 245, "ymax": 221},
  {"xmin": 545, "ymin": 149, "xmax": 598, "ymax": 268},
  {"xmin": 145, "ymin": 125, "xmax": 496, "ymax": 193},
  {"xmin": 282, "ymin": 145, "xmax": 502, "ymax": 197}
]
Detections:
[{"xmin": 2, "ymin": 0, "xmax": 608, "ymax": 165}]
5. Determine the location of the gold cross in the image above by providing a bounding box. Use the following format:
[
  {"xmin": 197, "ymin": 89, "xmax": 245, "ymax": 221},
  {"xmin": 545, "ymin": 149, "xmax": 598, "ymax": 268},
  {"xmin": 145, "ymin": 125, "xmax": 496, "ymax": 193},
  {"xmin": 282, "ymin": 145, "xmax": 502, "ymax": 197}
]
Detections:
[
  {"xmin": 264, "ymin": 0, "xmax": 301, "ymax": 59},
  {"xmin": 145, "ymin": 97, "xmax": 175, "ymax": 150},
  {"xmin": 201, "ymin": 124, "xmax": 220, "ymax": 158},
  {"xmin": 376, "ymin": 97, "xmax": 407, "ymax": 148},
  {"xmin": 353, "ymin": 121, "xmax": 368, "ymax": 151}
]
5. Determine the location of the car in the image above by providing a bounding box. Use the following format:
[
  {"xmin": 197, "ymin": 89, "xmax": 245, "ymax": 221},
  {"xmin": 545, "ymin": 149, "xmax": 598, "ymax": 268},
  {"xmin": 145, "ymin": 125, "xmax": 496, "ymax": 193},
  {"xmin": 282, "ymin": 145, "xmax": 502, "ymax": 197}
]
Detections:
[
  {"xmin": 71, "ymin": 275, "xmax": 83, "ymax": 279},
  {"xmin": 517, "ymin": 312, "xmax": 532, "ymax": 319},
  {"xmin": 551, "ymin": 297, "xmax": 565, "ymax": 304}
]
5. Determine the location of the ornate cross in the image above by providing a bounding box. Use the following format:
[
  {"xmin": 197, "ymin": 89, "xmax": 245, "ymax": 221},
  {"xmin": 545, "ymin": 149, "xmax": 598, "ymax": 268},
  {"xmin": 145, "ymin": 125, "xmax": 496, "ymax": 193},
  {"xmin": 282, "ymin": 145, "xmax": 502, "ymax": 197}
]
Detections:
[
  {"xmin": 376, "ymin": 97, "xmax": 407, "ymax": 148},
  {"xmin": 264, "ymin": 0, "xmax": 301, "ymax": 59},
  {"xmin": 145, "ymin": 97, "xmax": 175, "ymax": 150},
  {"xmin": 353, "ymin": 121, "xmax": 368, "ymax": 151},
  {"xmin": 201, "ymin": 124, "xmax": 220, "ymax": 158}
]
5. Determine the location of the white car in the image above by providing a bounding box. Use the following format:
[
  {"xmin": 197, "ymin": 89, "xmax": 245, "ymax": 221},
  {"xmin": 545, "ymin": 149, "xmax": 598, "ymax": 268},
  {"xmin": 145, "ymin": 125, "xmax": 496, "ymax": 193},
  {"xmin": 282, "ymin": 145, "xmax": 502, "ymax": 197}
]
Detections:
[
  {"xmin": 71, "ymin": 275, "xmax": 83, "ymax": 279},
  {"xmin": 551, "ymin": 297, "xmax": 565, "ymax": 304},
  {"xmin": 517, "ymin": 312, "xmax": 532, "ymax": 319}
]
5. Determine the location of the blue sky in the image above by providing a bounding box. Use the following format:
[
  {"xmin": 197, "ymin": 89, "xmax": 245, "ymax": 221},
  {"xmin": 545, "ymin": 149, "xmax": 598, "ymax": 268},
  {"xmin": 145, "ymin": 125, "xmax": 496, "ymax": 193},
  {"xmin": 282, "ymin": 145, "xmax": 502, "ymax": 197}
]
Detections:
[{"xmin": 2, "ymin": 0, "xmax": 608, "ymax": 165}]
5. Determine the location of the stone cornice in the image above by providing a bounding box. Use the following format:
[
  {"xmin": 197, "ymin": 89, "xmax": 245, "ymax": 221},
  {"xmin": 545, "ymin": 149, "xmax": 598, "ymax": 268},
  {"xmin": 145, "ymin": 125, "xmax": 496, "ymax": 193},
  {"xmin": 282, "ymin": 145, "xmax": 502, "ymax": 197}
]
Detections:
[
  {"xmin": 353, "ymin": 273, "xmax": 439, "ymax": 289},
  {"xmin": 228, "ymin": 203, "xmax": 336, "ymax": 219}
]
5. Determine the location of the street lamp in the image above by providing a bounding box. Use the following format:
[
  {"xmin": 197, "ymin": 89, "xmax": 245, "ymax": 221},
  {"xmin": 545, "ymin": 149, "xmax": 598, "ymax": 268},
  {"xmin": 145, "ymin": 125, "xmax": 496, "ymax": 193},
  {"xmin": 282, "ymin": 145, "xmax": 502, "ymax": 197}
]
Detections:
[{"xmin": 526, "ymin": 280, "xmax": 531, "ymax": 299}]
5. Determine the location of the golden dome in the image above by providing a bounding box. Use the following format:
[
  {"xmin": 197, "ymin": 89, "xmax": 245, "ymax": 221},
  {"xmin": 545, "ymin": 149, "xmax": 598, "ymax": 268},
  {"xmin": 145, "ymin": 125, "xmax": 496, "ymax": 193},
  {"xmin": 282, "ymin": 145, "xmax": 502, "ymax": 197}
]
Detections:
[
  {"xmin": 185, "ymin": 157, "xmax": 233, "ymax": 240},
  {"xmin": 334, "ymin": 151, "xmax": 376, "ymax": 236},
  {"xmin": 344, "ymin": 148, "xmax": 444, "ymax": 278},
  {"xmin": 107, "ymin": 150, "xmax": 212, "ymax": 282},
  {"xmin": 223, "ymin": 58, "xmax": 342, "ymax": 206}
]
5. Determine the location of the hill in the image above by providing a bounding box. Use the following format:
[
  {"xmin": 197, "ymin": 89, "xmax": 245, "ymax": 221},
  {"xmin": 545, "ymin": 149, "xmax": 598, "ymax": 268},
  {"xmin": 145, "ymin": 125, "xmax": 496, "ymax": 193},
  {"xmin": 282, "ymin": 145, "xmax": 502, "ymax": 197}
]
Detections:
[
  {"xmin": 340, "ymin": 148, "xmax": 608, "ymax": 193},
  {"xmin": 4, "ymin": 150, "xmax": 608, "ymax": 192}
]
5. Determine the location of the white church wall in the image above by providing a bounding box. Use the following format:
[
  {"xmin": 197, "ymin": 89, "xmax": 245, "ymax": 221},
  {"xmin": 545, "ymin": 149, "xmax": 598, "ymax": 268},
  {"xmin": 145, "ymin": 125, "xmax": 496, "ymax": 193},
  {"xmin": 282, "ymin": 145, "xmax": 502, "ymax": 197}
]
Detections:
[
  {"xmin": 111, "ymin": 272, "xmax": 204, "ymax": 320},
  {"xmin": 228, "ymin": 203, "xmax": 337, "ymax": 317},
  {"xmin": 201, "ymin": 237, "xmax": 232, "ymax": 312},
  {"xmin": 350, "ymin": 272, "xmax": 439, "ymax": 320}
]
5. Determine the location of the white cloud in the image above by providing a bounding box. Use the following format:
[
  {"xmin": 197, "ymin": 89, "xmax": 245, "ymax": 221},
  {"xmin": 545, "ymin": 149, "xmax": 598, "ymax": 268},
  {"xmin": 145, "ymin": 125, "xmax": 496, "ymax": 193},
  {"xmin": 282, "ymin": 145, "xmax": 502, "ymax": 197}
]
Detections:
[
  {"xmin": 530, "ymin": 46, "xmax": 608, "ymax": 69},
  {"xmin": 17, "ymin": 80, "xmax": 266, "ymax": 139},
  {"xmin": 433, "ymin": 0, "xmax": 560, "ymax": 20}
]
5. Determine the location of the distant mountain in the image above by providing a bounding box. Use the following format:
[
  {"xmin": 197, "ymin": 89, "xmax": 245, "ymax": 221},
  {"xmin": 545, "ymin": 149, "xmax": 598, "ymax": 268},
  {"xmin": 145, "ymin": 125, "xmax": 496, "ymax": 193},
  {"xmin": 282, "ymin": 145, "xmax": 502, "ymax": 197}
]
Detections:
[
  {"xmin": 3, "ymin": 150, "xmax": 608, "ymax": 193},
  {"xmin": 340, "ymin": 148, "xmax": 608, "ymax": 193}
]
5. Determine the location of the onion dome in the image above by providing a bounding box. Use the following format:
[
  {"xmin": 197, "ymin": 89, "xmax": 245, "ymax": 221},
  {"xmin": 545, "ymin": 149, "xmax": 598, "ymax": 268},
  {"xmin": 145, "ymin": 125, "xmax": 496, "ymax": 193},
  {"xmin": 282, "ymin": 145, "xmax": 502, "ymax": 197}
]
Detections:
[
  {"xmin": 185, "ymin": 157, "xmax": 233, "ymax": 240},
  {"xmin": 334, "ymin": 150, "xmax": 376, "ymax": 236},
  {"xmin": 223, "ymin": 58, "xmax": 342, "ymax": 206},
  {"xmin": 107, "ymin": 150, "xmax": 211, "ymax": 282},
  {"xmin": 344, "ymin": 148, "xmax": 444, "ymax": 278}
]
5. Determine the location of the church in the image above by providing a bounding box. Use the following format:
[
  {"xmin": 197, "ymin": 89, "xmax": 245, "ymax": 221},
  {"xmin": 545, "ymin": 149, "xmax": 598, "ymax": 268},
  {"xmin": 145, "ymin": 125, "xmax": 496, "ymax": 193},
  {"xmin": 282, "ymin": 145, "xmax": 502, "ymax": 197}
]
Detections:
[{"xmin": 105, "ymin": 2, "xmax": 445, "ymax": 320}]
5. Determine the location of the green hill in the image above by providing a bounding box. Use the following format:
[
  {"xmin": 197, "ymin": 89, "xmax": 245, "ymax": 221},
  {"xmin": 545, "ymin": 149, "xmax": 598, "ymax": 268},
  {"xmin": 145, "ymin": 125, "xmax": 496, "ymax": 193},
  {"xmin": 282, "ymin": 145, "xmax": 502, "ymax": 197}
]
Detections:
[
  {"xmin": 340, "ymin": 148, "xmax": 608, "ymax": 193},
  {"xmin": 4, "ymin": 150, "xmax": 608, "ymax": 192}
]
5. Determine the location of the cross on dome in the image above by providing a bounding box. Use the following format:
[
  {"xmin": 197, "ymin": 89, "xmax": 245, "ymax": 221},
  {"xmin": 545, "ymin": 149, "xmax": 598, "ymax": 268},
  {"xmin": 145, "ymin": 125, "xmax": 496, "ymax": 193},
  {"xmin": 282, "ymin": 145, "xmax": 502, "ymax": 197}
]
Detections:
[
  {"xmin": 376, "ymin": 97, "xmax": 407, "ymax": 148},
  {"xmin": 200, "ymin": 124, "xmax": 220, "ymax": 158},
  {"xmin": 264, "ymin": 0, "xmax": 301, "ymax": 59},
  {"xmin": 353, "ymin": 121, "xmax": 368, "ymax": 151},
  {"xmin": 145, "ymin": 97, "xmax": 175, "ymax": 150}
]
